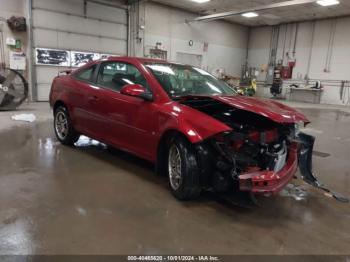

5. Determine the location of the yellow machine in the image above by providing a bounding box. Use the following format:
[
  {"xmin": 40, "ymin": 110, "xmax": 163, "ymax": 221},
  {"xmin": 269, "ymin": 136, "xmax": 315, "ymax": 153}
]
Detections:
[{"xmin": 235, "ymin": 79, "xmax": 256, "ymax": 96}]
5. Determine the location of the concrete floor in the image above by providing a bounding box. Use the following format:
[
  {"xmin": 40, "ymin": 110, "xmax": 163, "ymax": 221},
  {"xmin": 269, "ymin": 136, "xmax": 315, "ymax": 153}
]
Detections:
[{"xmin": 0, "ymin": 102, "xmax": 349, "ymax": 255}]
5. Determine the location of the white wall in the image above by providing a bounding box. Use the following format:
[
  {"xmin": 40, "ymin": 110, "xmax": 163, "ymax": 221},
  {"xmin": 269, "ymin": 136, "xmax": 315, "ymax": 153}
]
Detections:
[
  {"xmin": 0, "ymin": 0, "xmax": 32, "ymax": 100},
  {"xmin": 247, "ymin": 26, "xmax": 272, "ymax": 82},
  {"xmin": 248, "ymin": 17, "xmax": 350, "ymax": 105},
  {"xmin": 133, "ymin": 2, "xmax": 249, "ymax": 77},
  {"xmin": 0, "ymin": 0, "xmax": 28, "ymax": 69}
]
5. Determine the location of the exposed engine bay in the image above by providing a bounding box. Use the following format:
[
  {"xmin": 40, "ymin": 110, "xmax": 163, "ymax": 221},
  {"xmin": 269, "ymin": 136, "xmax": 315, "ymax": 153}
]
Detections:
[
  {"xmin": 208, "ymin": 109, "xmax": 292, "ymax": 176},
  {"xmin": 180, "ymin": 96, "xmax": 349, "ymax": 203}
]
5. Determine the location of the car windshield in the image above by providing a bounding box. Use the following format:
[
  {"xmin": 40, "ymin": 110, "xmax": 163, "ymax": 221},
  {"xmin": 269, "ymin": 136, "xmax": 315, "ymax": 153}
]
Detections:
[{"xmin": 145, "ymin": 63, "xmax": 236, "ymax": 98}]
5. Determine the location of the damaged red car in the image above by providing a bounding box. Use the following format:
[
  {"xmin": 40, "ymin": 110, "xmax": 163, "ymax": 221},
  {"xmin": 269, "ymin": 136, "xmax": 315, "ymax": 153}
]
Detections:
[{"xmin": 50, "ymin": 57, "xmax": 347, "ymax": 203}]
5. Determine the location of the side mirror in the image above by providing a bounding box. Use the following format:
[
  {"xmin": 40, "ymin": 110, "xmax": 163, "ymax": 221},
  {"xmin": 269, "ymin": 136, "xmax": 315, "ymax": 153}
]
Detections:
[{"xmin": 120, "ymin": 84, "xmax": 153, "ymax": 101}]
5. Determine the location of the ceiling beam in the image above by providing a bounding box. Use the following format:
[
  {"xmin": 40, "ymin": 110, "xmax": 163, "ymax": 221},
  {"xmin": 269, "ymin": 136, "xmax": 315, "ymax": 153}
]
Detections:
[{"xmin": 190, "ymin": 0, "xmax": 319, "ymax": 22}]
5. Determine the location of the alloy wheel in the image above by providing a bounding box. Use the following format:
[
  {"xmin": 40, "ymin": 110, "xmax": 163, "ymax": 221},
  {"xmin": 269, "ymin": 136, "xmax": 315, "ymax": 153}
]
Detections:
[
  {"xmin": 55, "ymin": 111, "xmax": 68, "ymax": 140},
  {"xmin": 168, "ymin": 144, "xmax": 182, "ymax": 190}
]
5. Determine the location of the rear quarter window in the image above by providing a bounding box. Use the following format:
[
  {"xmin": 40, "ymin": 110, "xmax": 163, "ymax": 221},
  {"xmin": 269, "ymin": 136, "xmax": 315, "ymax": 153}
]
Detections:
[{"xmin": 75, "ymin": 65, "xmax": 97, "ymax": 82}]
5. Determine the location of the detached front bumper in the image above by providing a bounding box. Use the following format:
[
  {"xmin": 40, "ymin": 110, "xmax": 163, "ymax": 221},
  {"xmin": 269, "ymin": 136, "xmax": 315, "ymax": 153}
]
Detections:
[
  {"xmin": 239, "ymin": 132, "xmax": 348, "ymax": 202},
  {"xmin": 239, "ymin": 143, "xmax": 298, "ymax": 195}
]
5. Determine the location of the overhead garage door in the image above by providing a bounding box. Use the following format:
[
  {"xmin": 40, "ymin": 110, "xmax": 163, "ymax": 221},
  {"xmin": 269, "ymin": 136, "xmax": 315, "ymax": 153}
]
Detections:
[{"xmin": 32, "ymin": 0, "xmax": 128, "ymax": 101}]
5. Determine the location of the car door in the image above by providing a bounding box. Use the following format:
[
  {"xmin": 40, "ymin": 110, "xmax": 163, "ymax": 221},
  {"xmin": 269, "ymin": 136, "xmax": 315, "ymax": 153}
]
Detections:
[
  {"xmin": 92, "ymin": 61, "xmax": 158, "ymax": 160},
  {"xmin": 68, "ymin": 64, "xmax": 102, "ymax": 137}
]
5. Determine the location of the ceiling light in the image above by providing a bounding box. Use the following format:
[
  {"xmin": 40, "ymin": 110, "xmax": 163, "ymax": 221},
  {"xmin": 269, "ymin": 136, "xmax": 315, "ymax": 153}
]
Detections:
[
  {"xmin": 242, "ymin": 12, "xmax": 259, "ymax": 18},
  {"xmin": 316, "ymin": 0, "xmax": 340, "ymax": 6},
  {"xmin": 191, "ymin": 0, "xmax": 210, "ymax": 3}
]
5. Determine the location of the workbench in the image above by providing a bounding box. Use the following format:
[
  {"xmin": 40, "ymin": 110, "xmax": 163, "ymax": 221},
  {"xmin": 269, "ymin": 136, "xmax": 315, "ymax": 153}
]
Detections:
[{"xmin": 286, "ymin": 87, "xmax": 323, "ymax": 104}]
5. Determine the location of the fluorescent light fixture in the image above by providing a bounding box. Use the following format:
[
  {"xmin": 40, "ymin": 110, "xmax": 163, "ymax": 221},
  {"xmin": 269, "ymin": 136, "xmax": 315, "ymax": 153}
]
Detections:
[
  {"xmin": 191, "ymin": 0, "xmax": 210, "ymax": 3},
  {"xmin": 316, "ymin": 0, "xmax": 340, "ymax": 6},
  {"xmin": 242, "ymin": 12, "xmax": 259, "ymax": 18}
]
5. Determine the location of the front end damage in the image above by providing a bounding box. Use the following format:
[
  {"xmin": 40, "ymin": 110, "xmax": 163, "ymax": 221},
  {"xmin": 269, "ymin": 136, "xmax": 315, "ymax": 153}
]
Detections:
[
  {"xmin": 196, "ymin": 128, "xmax": 348, "ymax": 203},
  {"xmin": 183, "ymin": 97, "xmax": 348, "ymax": 203}
]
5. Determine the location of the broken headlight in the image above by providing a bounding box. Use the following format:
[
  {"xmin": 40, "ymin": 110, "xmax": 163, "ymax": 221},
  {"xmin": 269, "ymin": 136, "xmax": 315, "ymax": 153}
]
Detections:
[{"xmin": 294, "ymin": 121, "xmax": 305, "ymax": 135}]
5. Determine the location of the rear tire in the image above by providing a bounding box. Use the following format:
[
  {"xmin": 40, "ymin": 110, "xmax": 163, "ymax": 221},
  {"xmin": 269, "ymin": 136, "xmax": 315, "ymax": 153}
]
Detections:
[
  {"xmin": 54, "ymin": 106, "xmax": 80, "ymax": 145},
  {"xmin": 167, "ymin": 135, "xmax": 201, "ymax": 200}
]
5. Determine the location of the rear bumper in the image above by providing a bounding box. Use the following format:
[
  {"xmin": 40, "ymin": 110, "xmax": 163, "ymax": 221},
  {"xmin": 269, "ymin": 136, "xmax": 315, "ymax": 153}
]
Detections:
[{"xmin": 239, "ymin": 143, "xmax": 298, "ymax": 195}]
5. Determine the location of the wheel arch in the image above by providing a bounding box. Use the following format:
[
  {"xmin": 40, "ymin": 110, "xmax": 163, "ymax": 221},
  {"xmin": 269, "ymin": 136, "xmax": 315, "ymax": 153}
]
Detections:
[{"xmin": 53, "ymin": 100, "xmax": 66, "ymax": 113}]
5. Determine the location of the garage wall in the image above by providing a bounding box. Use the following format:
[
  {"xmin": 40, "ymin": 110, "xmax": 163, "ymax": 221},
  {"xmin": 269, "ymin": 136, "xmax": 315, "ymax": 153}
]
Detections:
[
  {"xmin": 32, "ymin": 0, "xmax": 128, "ymax": 101},
  {"xmin": 247, "ymin": 26, "xmax": 272, "ymax": 82},
  {"xmin": 247, "ymin": 17, "xmax": 350, "ymax": 105},
  {"xmin": 0, "ymin": 0, "xmax": 29, "ymax": 92},
  {"xmin": 0, "ymin": 0, "xmax": 28, "ymax": 64},
  {"xmin": 132, "ymin": 2, "xmax": 249, "ymax": 77}
]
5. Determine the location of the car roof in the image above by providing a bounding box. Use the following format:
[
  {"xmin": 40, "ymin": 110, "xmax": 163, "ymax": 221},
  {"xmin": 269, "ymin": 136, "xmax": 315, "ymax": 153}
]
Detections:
[{"xmin": 105, "ymin": 56, "xmax": 167, "ymax": 64}]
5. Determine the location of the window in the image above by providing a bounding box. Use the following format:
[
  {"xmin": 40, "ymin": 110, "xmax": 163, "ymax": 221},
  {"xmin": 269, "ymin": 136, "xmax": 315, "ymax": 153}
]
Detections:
[
  {"xmin": 35, "ymin": 48, "xmax": 70, "ymax": 67},
  {"xmin": 75, "ymin": 65, "xmax": 97, "ymax": 82},
  {"xmin": 96, "ymin": 62, "xmax": 148, "ymax": 92}
]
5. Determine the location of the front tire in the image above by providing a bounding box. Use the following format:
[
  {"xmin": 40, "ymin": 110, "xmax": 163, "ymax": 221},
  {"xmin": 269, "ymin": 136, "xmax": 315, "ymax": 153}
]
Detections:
[
  {"xmin": 54, "ymin": 106, "xmax": 80, "ymax": 145},
  {"xmin": 167, "ymin": 136, "xmax": 201, "ymax": 200}
]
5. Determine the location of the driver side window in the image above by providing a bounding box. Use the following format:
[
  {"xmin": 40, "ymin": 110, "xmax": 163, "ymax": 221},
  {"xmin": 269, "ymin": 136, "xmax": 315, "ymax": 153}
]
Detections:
[{"xmin": 96, "ymin": 62, "xmax": 148, "ymax": 92}]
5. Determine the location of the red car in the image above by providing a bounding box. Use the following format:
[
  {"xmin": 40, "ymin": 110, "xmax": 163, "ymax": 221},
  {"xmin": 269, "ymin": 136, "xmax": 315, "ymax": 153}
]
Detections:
[{"xmin": 49, "ymin": 57, "xmax": 347, "ymax": 202}]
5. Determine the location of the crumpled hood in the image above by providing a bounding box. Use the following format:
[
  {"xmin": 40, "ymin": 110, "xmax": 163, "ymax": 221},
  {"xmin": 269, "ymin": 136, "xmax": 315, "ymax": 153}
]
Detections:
[
  {"xmin": 205, "ymin": 95, "xmax": 309, "ymax": 123},
  {"xmin": 213, "ymin": 95, "xmax": 309, "ymax": 123}
]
